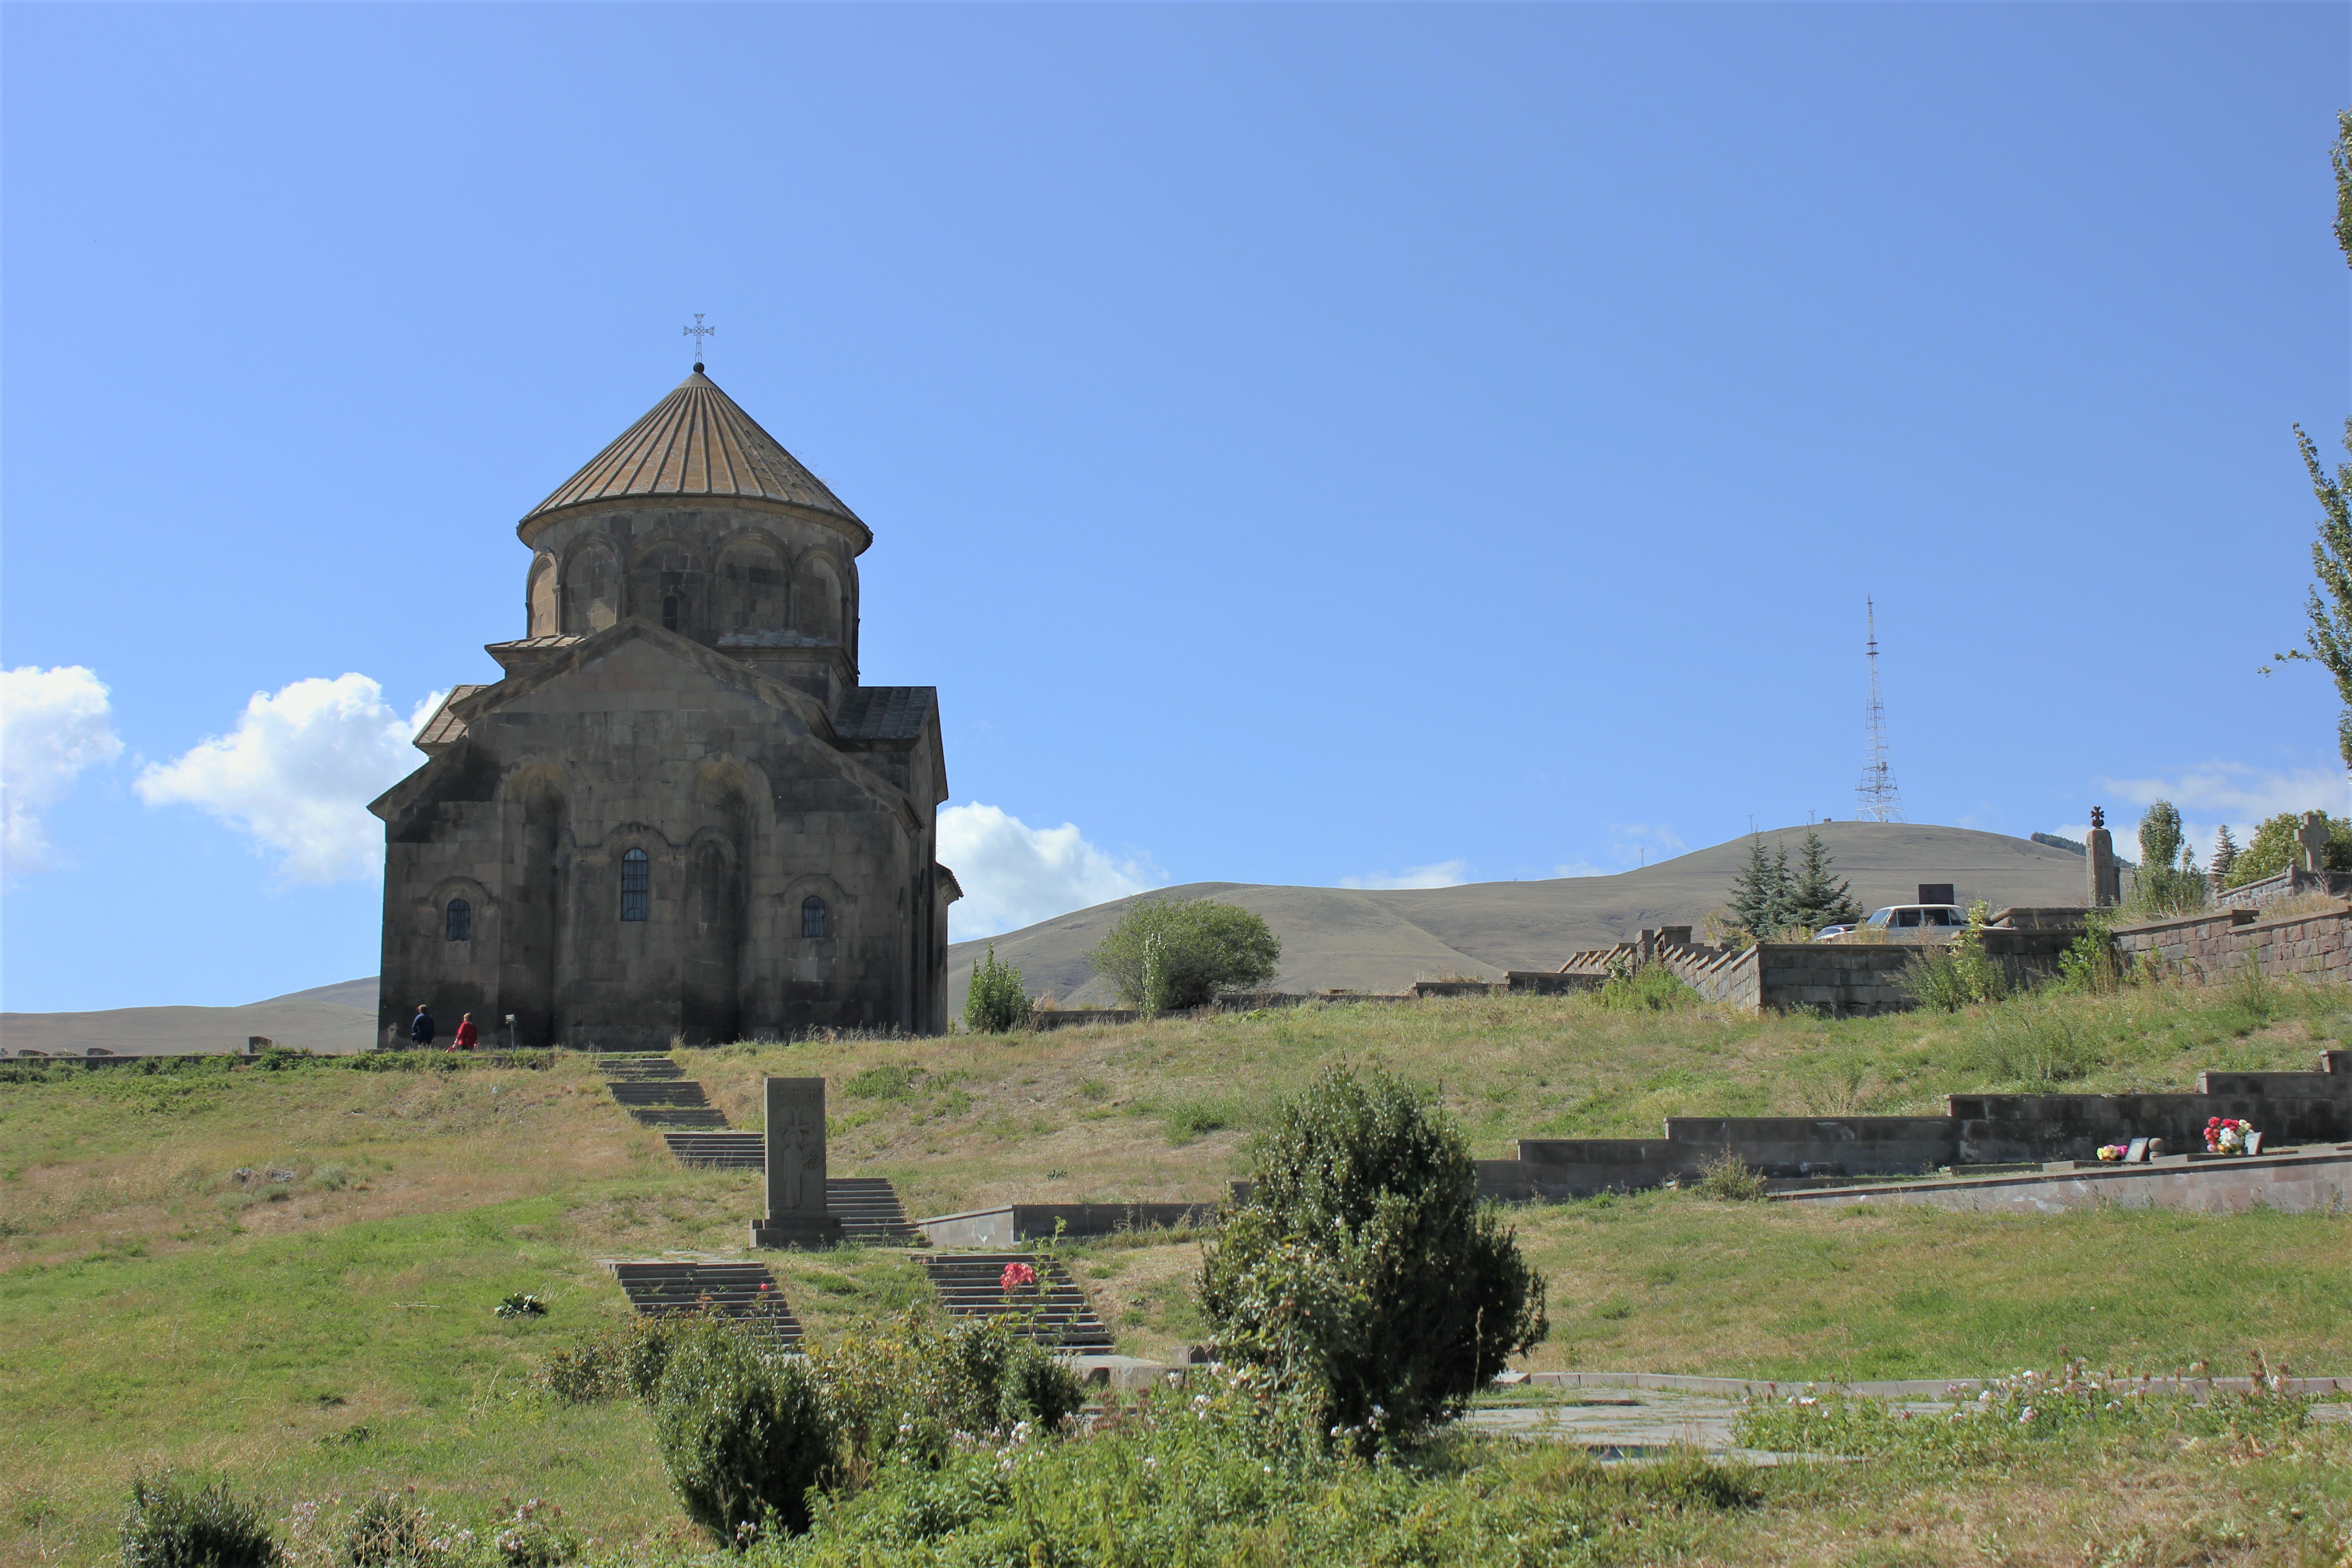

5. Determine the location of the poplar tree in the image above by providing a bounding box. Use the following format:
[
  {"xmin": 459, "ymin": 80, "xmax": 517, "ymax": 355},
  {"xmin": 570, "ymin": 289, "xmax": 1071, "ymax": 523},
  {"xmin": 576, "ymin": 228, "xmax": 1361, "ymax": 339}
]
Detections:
[{"xmin": 2269, "ymin": 114, "xmax": 2352, "ymax": 781}]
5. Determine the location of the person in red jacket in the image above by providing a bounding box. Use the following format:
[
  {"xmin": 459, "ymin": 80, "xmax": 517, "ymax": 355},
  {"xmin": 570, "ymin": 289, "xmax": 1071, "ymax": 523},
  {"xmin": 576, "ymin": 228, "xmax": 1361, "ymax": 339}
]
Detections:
[{"xmin": 451, "ymin": 1012, "xmax": 478, "ymax": 1052}]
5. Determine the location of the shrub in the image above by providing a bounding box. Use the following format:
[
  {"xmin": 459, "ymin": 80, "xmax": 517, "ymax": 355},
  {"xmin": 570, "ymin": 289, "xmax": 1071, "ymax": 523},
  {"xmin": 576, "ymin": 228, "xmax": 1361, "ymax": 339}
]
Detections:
[
  {"xmin": 1693, "ymin": 1149, "xmax": 1766, "ymax": 1200},
  {"xmin": 339, "ymin": 1494, "xmax": 441, "ymax": 1567},
  {"xmin": 961, "ymin": 944, "xmax": 1031, "ymax": 1034},
  {"xmin": 1902, "ymin": 903, "xmax": 2001, "ymax": 1012},
  {"xmin": 120, "ymin": 1473, "xmax": 279, "ymax": 1568},
  {"xmin": 540, "ymin": 1316, "xmax": 676, "ymax": 1404},
  {"xmin": 811, "ymin": 1310, "xmax": 1086, "ymax": 1484},
  {"xmin": 650, "ymin": 1323, "xmax": 835, "ymax": 1541},
  {"xmin": 1086, "ymin": 898, "xmax": 1282, "ymax": 1012},
  {"xmin": 489, "ymin": 1499, "xmax": 575, "ymax": 1568},
  {"xmin": 1199, "ymin": 1065, "xmax": 1548, "ymax": 1450},
  {"xmin": 1596, "ymin": 961, "xmax": 1699, "ymax": 1012},
  {"xmin": 2055, "ymin": 907, "xmax": 2122, "ymax": 995}
]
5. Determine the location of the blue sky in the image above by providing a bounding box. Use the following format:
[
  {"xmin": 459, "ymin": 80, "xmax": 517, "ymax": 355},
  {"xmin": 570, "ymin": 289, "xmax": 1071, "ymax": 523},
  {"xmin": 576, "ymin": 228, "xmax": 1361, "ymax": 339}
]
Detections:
[{"xmin": 3, "ymin": 3, "xmax": 2346, "ymax": 1011}]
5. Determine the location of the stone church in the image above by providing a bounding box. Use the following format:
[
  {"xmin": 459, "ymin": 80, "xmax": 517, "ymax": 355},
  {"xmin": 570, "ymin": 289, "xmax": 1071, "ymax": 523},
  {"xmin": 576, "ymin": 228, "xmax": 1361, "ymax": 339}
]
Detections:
[{"xmin": 370, "ymin": 367, "xmax": 957, "ymax": 1048}]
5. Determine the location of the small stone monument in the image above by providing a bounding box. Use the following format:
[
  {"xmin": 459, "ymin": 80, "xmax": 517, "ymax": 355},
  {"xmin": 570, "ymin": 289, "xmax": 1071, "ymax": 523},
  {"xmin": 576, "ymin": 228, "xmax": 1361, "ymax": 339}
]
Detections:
[
  {"xmin": 2293, "ymin": 811, "xmax": 2329, "ymax": 877},
  {"xmin": 750, "ymin": 1077, "xmax": 843, "ymax": 1250},
  {"xmin": 2085, "ymin": 808, "xmax": 2122, "ymax": 908}
]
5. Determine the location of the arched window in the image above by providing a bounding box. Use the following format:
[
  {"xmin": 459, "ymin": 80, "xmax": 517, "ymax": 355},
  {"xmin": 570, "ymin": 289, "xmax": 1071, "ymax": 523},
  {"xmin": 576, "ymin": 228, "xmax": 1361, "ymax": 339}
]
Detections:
[
  {"xmin": 621, "ymin": 848, "xmax": 650, "ymax": 921},
  {"xmin": 801, "ymin": 896, "xmax": 827, "ymax": 939},
  {"xmin": 445, "ymin": 898, "xmax": 472, "ymax": 942}
]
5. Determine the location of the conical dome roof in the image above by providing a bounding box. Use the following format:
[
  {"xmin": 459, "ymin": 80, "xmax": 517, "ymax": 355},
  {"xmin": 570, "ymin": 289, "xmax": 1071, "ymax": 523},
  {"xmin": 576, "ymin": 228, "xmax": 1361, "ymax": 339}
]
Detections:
[{"xmin": 521, "ymin": 371, "xmax": 867, "ymax": 544}]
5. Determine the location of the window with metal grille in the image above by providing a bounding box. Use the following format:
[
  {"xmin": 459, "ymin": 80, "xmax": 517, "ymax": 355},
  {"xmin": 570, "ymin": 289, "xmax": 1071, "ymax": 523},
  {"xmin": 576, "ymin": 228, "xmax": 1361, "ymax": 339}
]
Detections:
[
  {"xmin": 801, "ymin": 896, "xmax": 826, "ymax": 939},
  {"xmin": 446, "ymin": 898, "xmax": 471, "ymax": 942},
  {"xmin": 621, "ymin": 848, "xmax": 650, "ymax": 921}
]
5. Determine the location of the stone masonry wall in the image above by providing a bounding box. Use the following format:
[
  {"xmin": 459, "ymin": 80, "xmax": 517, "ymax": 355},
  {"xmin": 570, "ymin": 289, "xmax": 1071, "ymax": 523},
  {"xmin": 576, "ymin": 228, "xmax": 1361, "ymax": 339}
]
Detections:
[
  {"xmin": 1475, "ymin": 1049, "xmax": 2352, "ymax": 1200},
  {"xmin": 2113, "ymin": 902, "xmax": 2352, "ymax": 986}
]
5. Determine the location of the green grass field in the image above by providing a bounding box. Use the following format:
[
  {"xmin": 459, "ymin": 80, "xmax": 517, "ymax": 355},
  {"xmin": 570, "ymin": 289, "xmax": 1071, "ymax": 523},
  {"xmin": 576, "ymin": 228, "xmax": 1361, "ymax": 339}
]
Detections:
[{"xmin": 4, "ymin": 978, "xmax": 2349, "ymax": 1563}]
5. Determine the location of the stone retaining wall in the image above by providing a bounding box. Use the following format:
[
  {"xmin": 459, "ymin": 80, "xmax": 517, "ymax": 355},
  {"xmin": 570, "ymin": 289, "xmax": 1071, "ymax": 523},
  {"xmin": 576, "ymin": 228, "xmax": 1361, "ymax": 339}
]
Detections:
[
  {"xmin": 1775, "ymin": 1147, "xmax": 2352, "ymax": 1215},
  {"xmin": 2113, "ymin": 902, "xmax": 2352, "ymax": 985},
  {"xmin": 1479, "ymin": 1049, "xmax": 2352, "ymax": 1199}
]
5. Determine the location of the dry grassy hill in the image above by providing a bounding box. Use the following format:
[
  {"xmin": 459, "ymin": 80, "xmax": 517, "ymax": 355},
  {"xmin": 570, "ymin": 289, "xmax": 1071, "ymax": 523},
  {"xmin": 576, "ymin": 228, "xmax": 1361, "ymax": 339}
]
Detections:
[
  {"xmin": 0, "ymin": 975, "xmax": 377, "ymax": 1058},
  {"xmin": 950, "ymin": 821, "xmax": 2087, "ymax": 1009}
]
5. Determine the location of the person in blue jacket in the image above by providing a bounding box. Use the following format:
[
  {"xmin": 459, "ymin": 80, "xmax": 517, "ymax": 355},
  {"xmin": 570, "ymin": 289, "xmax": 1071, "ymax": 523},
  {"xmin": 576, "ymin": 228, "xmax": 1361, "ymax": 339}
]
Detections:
[{"xmin": 408, "ymin": 1005, "xmax": 436, "ymax": 1048}]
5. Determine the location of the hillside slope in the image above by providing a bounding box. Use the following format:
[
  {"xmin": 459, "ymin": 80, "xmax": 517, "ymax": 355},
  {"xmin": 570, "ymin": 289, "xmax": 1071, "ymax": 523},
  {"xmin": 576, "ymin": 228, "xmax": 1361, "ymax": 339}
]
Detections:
[
  {"xmin": 1, "ymin": 978, "xmax": 377, "ymax": 1057},
  {"xmin": 949, "ymin": 822, "xmax": 2087, "ymax": 1008}
]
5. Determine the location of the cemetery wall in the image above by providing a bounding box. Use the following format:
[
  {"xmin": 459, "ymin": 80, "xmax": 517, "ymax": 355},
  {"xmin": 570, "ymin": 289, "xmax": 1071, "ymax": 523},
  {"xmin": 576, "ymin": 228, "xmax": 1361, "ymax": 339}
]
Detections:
[
  {"xmin": 1480, "ymin": 1049, "xmax": 2352, "ymax": 1199},
  {"xmin": 1775, "ymin": 1147, "xmax": 2352, "ymax": 1216},
  {"xmin": 2113, "ymin": 902, "xmax": 2352, "ymax": 985}
]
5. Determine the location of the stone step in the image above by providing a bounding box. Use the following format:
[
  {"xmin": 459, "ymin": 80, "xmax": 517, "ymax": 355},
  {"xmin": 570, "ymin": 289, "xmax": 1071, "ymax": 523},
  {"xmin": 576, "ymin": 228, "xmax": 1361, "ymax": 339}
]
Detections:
[
  {"xmin": 602, "ymin": 1259, "xmax": 802, "ymax": 1345},
  {"xmin": 608, "ymin": 1081, "xmax": 713, "ymax": 1106},
  {"xmin": 911, "ymin": 1253, "xmax": 1115, "ymax": 1352},
  {"xmin": 823, "ymin": 1176, "xmax": 920, "ymax": 1242},
  {"xmin": 596, "ymin": 1055, "xmax": 686, "ymax": 1080},
  {"xmin": 663, "ymin": 1132, "xmax": 766, "ymax": 1168},
  {"xmin": 624, "ymin": 1106, "xmax": 731, "ymax": 1128}
]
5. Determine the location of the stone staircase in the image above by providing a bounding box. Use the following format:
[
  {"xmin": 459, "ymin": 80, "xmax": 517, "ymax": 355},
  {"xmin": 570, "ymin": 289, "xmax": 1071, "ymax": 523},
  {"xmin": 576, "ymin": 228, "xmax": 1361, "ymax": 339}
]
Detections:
[
  {"xmin": 911, "ymin": 1252, "xmax": 1115, "ymax": 1352},
  {"xmin": 599, "ymin": 1055, "xmax": 918, "ymax": 1242},
  {"xmin": 598, "ymin": 1054, "xmax": 730, "ymax": 1129},
  {"xmin": 601, "ymin": 1257, "xmax": 802, "ymax": 1344},
  {"xmin": 662, "ymin": 1131, "xmax": 765, "ymax": 1167},
  {"xmin": 824, "ymin": 1176, "xmax": 920, "ymax": 1243}
]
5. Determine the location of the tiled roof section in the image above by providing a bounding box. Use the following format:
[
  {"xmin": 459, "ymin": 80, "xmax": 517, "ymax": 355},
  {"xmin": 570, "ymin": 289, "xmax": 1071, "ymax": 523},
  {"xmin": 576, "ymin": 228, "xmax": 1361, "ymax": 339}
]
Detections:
[
  {"xmin": 524, "ymin": 372, "xmax": 865, "ymax": 534},
  {"xmin": 832, "ymin": 686, "xmax": 935, "ymax": 742},
  {"xmin": 413, "ymin": 685, "xmax": 489, "ymax": 753}
]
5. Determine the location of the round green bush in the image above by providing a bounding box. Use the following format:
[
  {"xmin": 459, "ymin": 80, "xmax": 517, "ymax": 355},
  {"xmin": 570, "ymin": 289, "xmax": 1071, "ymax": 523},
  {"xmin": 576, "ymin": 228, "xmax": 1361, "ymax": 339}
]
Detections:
[{"xmin": 651, "ymin": 1325, "xmax": 835, "ymax": 1542}]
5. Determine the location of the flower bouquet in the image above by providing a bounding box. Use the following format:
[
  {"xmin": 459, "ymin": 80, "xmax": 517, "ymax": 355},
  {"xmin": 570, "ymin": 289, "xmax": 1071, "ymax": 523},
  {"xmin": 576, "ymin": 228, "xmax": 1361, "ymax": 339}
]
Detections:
[
  {"xmin": 2096, "ymin": 1144, "xmax": 2128, "ymax": 1163},
  {"xmin": 2203, "ymin": 1117, "xmax": 2253, "ymax": 1154}
]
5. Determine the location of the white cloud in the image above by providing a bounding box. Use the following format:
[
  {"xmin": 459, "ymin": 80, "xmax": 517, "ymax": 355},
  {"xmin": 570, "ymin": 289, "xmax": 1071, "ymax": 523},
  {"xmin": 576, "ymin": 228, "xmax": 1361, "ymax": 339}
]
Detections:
[
  {"xmin": 2, "ymin": 665, "xmax": 124, "ymax": 872},
  {"xmin": 1340, "ymin": 859, "xmax": 1471, "ymax": 890},
  {"xmin": 938, "ymin": 801, "xmax": 1159, "ymax": 941},
  {"xmin": 2068, "ymin": 763, "xmax": 2352, "ymax": 866},
  {"xmin": 135, "ymin": 674, "xmax": 442, "ymax": 884},
  {"xmin": 1547, "ymin": 823, "xmax": 1686, "ymax": 879}
]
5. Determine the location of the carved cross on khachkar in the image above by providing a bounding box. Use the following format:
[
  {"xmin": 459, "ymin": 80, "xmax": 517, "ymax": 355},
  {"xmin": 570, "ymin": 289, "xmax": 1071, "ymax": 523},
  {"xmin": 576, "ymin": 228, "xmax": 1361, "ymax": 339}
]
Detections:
[
  {"xmin": 683, "ymin": 313, "xmax": 715, "ymax": 368},
  {"xmin": 2294, "ymin": 811, "xmax": 2330, "ymax": 877},
  {"xmin": 750, "ymin": 1078, "xmax": 843, "ymax": 1249}
]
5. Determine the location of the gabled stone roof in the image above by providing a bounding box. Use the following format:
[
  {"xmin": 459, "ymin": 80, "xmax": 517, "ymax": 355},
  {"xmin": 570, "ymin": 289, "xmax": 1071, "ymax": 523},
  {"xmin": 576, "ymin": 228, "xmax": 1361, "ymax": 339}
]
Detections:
[
  {"xmin": 522, "ymin": 371, "xmax": 867, "ymax": 542},
  {"xmin": 412, "ymin": 685, "xmax": 490, "ymax": 755},
  {"xmin": 832, "ymin": 686, "xmax": 936, "ymax": 741}
]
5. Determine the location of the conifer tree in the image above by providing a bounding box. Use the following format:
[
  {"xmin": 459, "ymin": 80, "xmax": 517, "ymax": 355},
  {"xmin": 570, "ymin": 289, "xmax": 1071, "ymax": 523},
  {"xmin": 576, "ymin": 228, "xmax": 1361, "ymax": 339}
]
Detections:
[
  {"xmin": 1786, "ymin": 828, "xmax": 1864, "ymax": 931},
  {"xmin": 2211, "ymin": 823, "xmax": 2239, "ymax": 882},
  {"xmin": 1724, "ymin": 834, "xmax": 1793, "ymax": 939}
]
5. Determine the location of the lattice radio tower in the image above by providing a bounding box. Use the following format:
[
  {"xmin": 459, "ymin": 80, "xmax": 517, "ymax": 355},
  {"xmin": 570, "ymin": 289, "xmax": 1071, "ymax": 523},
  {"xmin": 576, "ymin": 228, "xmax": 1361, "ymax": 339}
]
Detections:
[{"xmin": 1856, "ymin": 595, "xmax": 1906, "ymax": 823}]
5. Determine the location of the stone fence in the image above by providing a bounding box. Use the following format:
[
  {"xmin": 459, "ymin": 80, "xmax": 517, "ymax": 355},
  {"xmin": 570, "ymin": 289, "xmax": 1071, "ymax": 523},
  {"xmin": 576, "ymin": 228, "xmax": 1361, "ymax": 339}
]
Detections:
[
  {"xmin": 2208, "ymin": 865, "xmax": 2352, "ymax": 913},
  {"xmin": 1473, "ymin": 1048, "xmax": 2352, "ymax": 1199},
  {"xmin": 1548, "ymin": 918, "xmax": 2078, "ymax": 1019},
  {"xmin": 2113, "ymin": 900, "xmax": 2352, "ymax": 985}
]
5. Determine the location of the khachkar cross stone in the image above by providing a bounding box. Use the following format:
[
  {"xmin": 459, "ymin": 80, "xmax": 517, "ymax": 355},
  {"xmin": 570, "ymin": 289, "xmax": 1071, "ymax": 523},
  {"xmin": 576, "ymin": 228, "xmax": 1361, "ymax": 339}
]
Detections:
[
  {"xmin": 750, "ymin": 1077, "xmax": 843, "ymax": 1249},
  {"xmin": 684, "ymin": 313, "xmax": 715, "ymax": 368},
  {"xmin": 2294, "ymin": 811, "xmax": 2330, "ymax": 876}
]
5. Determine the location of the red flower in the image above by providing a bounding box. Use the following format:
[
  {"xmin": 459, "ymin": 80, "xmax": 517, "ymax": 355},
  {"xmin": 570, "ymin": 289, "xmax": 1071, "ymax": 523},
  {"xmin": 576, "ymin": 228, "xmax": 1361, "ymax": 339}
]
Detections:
[
  {"xmin": 2208, "ymin": 1117, "xmax": 2221, "ymax": 1127},
  {"xmin": 1000, "ymin": 1262, "xmax": 1038, "ymax": 1293}
]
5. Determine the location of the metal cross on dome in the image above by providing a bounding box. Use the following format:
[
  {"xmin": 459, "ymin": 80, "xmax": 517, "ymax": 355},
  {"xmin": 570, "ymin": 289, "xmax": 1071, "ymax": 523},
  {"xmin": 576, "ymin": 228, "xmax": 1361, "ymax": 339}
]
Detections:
[{"xmin": 683, "ymin": 314, "xmax": 715, "ymax": 365}]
